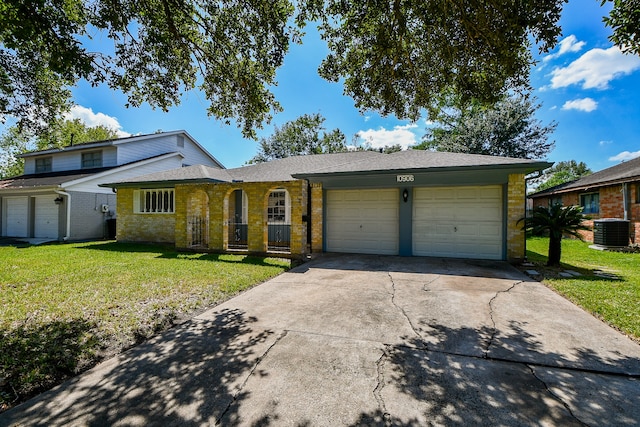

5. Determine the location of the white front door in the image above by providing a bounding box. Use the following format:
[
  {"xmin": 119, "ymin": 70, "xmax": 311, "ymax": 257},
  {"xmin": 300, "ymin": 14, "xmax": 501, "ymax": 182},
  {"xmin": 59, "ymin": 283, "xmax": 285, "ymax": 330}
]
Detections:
[
  {"xmin": 412, "ymin": 186, "xmax": 503, "ymax": 260},
  {"xmin": 326, "ymin": 189, "xmax": 399, "ymax": 255},
  {"xmin": 4, "ymin": 197, "xmax": 29, "ymax": 237},
  {"xmin": 34, "ymin": 195, "xmax": 59, "ymax": 239}
]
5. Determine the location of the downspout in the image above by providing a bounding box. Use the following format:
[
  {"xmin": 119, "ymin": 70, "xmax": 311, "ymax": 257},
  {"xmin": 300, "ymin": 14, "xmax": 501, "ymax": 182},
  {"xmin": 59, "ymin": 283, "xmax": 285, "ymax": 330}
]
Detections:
[
  {"xmin": 55, "ymin": 189, "xmax": 71, "ymax": 241},
  {"xmin": 622, "ymin": 183, "xmax": 629, "ymax": 220}
]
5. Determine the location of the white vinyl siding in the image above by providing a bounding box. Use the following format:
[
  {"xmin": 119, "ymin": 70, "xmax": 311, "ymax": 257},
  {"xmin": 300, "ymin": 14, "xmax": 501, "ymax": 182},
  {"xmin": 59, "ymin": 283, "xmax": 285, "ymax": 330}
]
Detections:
[
  {"xmin": 134, "ymin": 189, "xmax": 175, "ymax": 213},
  {"xmin": 413, "ymin": 186, "xmax": 503, "ymax": 260},
  {"xmin": 326, "ymin": 189, "xmax": 399, "ymax": 255}
]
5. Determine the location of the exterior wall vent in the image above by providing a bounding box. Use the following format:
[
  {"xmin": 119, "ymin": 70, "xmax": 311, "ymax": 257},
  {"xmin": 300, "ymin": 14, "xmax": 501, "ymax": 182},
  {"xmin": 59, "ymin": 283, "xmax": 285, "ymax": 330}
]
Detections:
[{"xmin": 593, "ymin": 219, "xmax": 629, "ymax": 247}]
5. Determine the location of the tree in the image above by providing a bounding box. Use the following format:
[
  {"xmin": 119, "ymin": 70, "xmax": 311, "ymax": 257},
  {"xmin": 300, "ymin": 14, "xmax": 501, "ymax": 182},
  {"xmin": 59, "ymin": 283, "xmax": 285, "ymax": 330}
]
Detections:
[
  {"xmin": 414, "ymin": 95, "xmax": 556, "ymax": 159},
  {"xmin": 534, "ymin": 160, "xmax": 592, "ymax": 192},
  {"xmin": 0, "ymin": 118, "xmax": 119, "ymax": 178},
  {"xmin": 248, "ymin": 113, "xmax": 347, "ymax": 163},
  {"xmin": 519, "ymin": 204, "xmax": 591, "ymax": 266},
  {"xmin": 2, "ymin": 1, "xmax": 637, "ymax": 139}
]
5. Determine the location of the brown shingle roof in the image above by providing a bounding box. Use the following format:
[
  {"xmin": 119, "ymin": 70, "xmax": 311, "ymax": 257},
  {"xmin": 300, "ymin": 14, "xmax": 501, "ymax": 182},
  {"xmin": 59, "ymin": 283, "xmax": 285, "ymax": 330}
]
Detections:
[
  {"xmin": 104, "ymin": 150, "xmax": 551, "ymax": 187},
  {"xmin": 530, "ymin": 156, "xmax": 640, "ymax": 197}
]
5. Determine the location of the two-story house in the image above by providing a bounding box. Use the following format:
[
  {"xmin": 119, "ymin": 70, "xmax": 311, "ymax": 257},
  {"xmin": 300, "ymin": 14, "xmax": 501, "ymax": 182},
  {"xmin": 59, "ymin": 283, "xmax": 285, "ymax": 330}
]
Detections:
[{"xmin": 0, "ymin": 130, "xmax": 223, "ymax": 242}]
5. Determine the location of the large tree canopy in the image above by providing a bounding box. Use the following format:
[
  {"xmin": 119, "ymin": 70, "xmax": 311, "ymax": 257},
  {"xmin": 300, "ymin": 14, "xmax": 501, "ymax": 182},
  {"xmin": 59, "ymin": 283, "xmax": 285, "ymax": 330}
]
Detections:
[
  {"xmin": 0, "ymin": 1, "xmax": 637, "ymax": 138},
  {"xmin": 414, "ymin": 95, "xmax": 556, "ymax": 159},
  {"xmin": 534, "ymin": 160, "xmax": 592, "ymax": 192},
  {"xmin": 0, "ymin": 118, "xmax": 119, "ymax": 178},
  {"xmin": 248, "ymin": 113, "xmax": 347, "ymax": 163}
]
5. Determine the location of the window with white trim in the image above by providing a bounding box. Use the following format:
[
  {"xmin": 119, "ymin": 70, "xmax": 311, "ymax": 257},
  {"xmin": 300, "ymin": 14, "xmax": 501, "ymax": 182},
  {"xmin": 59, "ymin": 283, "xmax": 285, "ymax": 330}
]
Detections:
[
  {"xmin": 267, "ymin": 190, "xmax": 289, "ymax": 223},
  {"xmin": 35, "ymin": 156, "xmax": 52, "ymax": 173},
  {"xmin": 134, "ymin": 189, "xmax": 175, "ymax": 213},
  {"xmin": 81, "ymin": 151, "xmax": 102, "ymax": 168},
  {"xmin": 580, "ymin": 192, "xmax": 599, "ymax": 214}
]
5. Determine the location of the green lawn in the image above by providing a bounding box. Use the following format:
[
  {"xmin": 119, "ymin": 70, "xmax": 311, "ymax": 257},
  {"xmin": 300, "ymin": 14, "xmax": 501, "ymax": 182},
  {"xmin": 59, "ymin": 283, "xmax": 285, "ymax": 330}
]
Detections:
[
  {"xmin": 0, "ymin": 241, "xmax": 289, "ymax": 411},
  {"xmin": 526, "ymin": 237, "xmax": 640, "ymax": 342}
]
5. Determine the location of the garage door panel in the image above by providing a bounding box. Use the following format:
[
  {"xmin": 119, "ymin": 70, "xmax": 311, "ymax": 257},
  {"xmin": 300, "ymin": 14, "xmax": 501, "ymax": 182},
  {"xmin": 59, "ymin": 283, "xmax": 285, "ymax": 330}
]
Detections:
[
  {"xmin": 34, "ymin": 196, "xmax": 59, "ymax": 239},
  {"xmin": 413, "ymin": 186, "xmax": 503, "ymax": 260},
  {"xmin": 326, "ymin": 189, "xmax": 399, "ymax": 255},
  {"xmin": 5, "ymin": 197, "xmax": 29, "ymax": 237}
]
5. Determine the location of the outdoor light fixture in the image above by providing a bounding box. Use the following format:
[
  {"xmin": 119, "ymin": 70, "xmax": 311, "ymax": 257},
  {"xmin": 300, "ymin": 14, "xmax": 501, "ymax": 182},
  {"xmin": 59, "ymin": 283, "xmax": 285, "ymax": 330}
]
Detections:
[
  {"xmin": 54, "ymin": 196, "xmax": 64, "ymax": 205},
  {"xmin": 402, "ymin": 189, "xmax": 409, "ymax": 203}
]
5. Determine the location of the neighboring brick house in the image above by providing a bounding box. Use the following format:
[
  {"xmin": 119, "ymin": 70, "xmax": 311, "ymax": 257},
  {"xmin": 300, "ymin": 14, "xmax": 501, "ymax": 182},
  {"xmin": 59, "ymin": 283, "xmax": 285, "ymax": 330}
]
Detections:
[
  {"xmin": 0, "ymin": 131, "xmax": 223, "ymax": 241},
  {"xmin": 102, "ymin": 150, "xmax": 550, "ymax": 262},
  {"xmin": 529, "ymin": 156, "xmax": 640, "ymax": 244}
]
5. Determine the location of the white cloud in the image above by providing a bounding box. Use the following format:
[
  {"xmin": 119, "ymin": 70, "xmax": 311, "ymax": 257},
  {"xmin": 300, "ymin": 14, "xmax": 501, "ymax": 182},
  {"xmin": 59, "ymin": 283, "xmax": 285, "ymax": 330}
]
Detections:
[
  {"xmin": 609, "ymin": 150, "xmax": 640, "ymax": 162},
  {"xmin": 599, "ymin": 140, "xmax": 613, "ymax": 146},
  {"xmin": 561, "ymin": 98, "xmax": 598, "ymax": 112},
  {"xmin": 550, "ymin": 46, "xmax": 640, "ymax": 89},
  {"xmin": 64, "ymin": 105, "xmax": 130, "ymax": 137},
  {"xmin": 543, "ymin": 35, "xmax": 586, "ymax": 62},
  {"xmin": 354, "ymin": 124, "xmax": 419, "ymax": 150}
]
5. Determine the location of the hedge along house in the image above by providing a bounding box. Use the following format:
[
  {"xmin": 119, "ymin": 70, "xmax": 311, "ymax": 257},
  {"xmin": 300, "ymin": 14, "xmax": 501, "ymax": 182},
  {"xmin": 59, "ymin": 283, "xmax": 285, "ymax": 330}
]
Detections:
[{"xmin": 102, "ymin": 150, "xmax": 551, "ymax": 261}]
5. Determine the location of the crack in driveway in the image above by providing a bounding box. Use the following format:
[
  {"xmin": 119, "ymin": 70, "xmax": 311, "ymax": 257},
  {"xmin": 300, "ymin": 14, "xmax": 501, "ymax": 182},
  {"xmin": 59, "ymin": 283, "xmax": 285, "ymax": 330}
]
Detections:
[
  {"xmin": 373, "ymin": 346, "xmax": 391, "ymax": 424},
  {"xmin": 388, "ymin": 272, "xmax": 427, "ymax": 348},
  {"xmin": 527, "ymin": 364, "xmax": 591, "ymax": 427},
  {"xmin": 216, "ymin": 330, "xmax": 288, "ymax": 424},
  {"xmin": 485, "ymin": 280, "xmax": 523, "ymax": 357}
]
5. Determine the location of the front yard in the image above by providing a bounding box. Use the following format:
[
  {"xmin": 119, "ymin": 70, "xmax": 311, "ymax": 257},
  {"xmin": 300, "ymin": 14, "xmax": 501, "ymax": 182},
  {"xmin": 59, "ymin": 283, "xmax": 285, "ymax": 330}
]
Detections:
[
  {"xmin": 0, "ymin": 241, "xmax": 290, "ymax": 412},
  {"xmin": 525, "ymin": 237, "xmax": 640, "ymax": 342}
]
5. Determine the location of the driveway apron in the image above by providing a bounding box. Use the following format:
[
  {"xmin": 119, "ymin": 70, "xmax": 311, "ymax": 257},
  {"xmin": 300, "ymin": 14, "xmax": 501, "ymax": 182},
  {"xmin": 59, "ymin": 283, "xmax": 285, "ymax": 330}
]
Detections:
[{"xmin": 2, "ymin": 254, "xmax": 639, "ymax": 426}]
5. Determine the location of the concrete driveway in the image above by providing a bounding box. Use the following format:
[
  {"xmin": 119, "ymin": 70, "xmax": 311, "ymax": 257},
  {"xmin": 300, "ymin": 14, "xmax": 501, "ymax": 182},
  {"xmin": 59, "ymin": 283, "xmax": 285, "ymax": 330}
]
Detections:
[{"xmin": 2, "ymin": 254, "xmax": 640, "ymax": 426}]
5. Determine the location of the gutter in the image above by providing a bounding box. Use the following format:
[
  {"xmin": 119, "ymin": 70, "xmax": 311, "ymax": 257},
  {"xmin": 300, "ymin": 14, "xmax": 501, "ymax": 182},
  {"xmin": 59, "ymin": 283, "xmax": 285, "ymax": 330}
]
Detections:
[{"xmin": 54, "ymin": 189, "xmax": 71, "ymax": 241}]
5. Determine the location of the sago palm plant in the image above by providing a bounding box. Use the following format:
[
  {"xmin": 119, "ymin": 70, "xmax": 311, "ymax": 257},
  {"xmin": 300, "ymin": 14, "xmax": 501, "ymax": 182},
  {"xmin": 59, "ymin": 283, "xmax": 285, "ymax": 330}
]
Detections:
[{"xmin": 520, "ymin": 204, "xmax": 591, "ymax": 266}]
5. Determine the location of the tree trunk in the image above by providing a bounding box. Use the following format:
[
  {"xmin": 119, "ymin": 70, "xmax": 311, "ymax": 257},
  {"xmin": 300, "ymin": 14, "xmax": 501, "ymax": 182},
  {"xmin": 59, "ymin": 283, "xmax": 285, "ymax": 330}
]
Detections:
[{"xmin": 547, "ymin": 236, "xmax": 562, "ymax": 266}]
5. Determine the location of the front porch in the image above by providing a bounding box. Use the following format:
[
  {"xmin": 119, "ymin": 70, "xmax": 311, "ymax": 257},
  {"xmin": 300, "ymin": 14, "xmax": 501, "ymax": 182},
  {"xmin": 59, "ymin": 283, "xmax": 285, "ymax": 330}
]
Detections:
[{"xmin": 175, "ymin": 180, "xmax": 309, "ymax": 258}]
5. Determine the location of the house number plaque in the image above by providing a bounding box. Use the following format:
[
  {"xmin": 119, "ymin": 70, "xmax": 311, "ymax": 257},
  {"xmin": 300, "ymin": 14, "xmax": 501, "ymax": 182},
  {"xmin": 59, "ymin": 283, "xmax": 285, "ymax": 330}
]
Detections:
[{"xmin": 396, "ymin": 174, "xmax": 415, "ymax": 183}]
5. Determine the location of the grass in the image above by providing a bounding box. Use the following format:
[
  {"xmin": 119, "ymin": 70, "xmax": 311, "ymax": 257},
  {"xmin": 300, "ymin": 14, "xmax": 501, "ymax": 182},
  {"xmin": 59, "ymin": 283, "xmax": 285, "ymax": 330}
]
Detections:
[
  {"xmin": 0, "ymin": 241, "xmax": 290, "ymax": 411},
  {"xmin": 525, "ymin": 237, "xmax": 640, "ymax": 342}
]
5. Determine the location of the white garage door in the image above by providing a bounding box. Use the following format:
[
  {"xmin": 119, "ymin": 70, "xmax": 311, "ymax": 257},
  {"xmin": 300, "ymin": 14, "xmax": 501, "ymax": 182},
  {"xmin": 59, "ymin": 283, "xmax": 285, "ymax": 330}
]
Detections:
[
  {"xmin": 413, "ymin": 186, "xmax": 503, "ymax": 260},
  {"xmin": 34, "ymin": 195, "xmax": 59, "ymax": 239},
  {"xmin": 4, "ymin": 197, "xmax": 29, "ymax": 237},
  {"xmin": 326, "ymin": 189, "xmax": 399, "ymax": 255}
]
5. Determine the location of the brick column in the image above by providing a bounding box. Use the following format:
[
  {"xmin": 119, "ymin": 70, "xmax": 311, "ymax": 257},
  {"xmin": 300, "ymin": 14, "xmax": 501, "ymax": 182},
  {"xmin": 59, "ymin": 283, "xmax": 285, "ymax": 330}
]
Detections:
[
  {"xmin": 506, "ymin": 173, "xmax": 525, "ymax": 261},
  {"xmin": 310, "ymin": 182, "xmax": 323, "ymax": 253}
]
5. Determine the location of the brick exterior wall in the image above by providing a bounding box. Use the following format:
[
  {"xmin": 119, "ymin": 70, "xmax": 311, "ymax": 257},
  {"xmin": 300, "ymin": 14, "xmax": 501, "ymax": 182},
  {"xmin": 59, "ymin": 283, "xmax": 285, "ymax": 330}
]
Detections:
[
  {"xmin": 115, "ymin": 188, "xmax": 175, "ymax": 243},
  {"xmin": 174, "ymin": 180, "xmax": 308, "ymax": 257},
  {"xmin": 310, "ymin": 183, "xmax": 323, "ymax": 252},
  {"xmin": 530, "ymin": 181, "xmax": 640, "ymax": 244},
  {"xmin": 506, "ymin": 173, "xmax": 526, "ymax": 261}
]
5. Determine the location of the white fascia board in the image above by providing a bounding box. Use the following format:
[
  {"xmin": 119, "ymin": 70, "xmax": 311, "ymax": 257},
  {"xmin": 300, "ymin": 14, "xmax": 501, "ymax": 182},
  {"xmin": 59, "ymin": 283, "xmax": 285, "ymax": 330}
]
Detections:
[{"xmin": 61, "ymin": 152, "xmax": 183, "ymax": 188}]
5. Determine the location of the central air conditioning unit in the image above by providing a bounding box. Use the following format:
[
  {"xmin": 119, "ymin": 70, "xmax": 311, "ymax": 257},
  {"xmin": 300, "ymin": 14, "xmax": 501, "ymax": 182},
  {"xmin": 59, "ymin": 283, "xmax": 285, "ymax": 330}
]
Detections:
[{"xmin": 593, "ymin": 219, "xmax": 629, "ymax": 247}]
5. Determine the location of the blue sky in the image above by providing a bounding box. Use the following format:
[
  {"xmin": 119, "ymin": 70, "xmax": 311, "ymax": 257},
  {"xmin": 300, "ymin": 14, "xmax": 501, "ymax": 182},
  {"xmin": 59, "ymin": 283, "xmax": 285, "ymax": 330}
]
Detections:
[{"xmin": 47, "ymin": 1, "xmax": 640, "ymax": 170}]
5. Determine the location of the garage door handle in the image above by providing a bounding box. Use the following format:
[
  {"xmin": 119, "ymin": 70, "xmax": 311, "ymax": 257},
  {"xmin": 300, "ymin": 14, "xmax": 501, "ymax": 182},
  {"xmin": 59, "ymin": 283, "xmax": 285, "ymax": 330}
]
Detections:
[{"xmin": 454, "ymin": 226, "xmax": 457, "ymax": 232}]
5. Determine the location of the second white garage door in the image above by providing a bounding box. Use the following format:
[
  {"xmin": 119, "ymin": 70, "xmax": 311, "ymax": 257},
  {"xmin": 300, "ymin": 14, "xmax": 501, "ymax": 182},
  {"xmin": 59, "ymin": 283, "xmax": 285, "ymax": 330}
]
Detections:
[
  {"xmin": 34, "ymin": 195, "xmax": 59, "ymax": 239},
  {"xmin": 413, "ymin": 186, "xmax": 503, "ymax": 260},
  {"xmin": 326, "ymin": 189, "xmax": 399, "ymax": 255}
]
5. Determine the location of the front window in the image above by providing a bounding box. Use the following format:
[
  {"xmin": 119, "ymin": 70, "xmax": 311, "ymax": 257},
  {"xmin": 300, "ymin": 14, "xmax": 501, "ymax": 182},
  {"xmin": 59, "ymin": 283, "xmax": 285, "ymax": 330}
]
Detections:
[
  {"xmin": 267, "ymin": 190, "xmax": 288, "ymax": 223},
  {"xmin": 580, "ymin": 193, "xmax": 599, "ymax": 214},
  {"xmin": 135, "ymin": 189, "xmax": 175, "ymax": 213},
  {"xmin": 35, "ymin": 157, "xmax": 52, "ymax": 173},
  {"xmin": 81, "ymin": 151, "xmax": 102, "ymax": 168},
  {"xmin": 549, "ymin": 196, "xmax": 562, "ymax": 207}
]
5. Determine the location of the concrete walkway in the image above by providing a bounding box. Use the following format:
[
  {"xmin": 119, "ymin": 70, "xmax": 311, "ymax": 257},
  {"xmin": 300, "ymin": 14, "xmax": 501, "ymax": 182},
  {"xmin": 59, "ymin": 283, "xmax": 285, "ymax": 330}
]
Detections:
[{"xmin": 2, "ymin": 254, "xmax": 640, "ymax": 426}]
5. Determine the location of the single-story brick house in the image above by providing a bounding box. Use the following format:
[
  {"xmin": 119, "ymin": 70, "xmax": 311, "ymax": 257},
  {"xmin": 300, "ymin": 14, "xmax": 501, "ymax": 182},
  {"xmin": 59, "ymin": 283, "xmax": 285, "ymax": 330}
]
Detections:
[
  {"xmin": 529, "ymin": 155, "xmax": 640, "ymax": 244},
  {"xmin": 102, "ymin": 150, "xmax": 551, "ymax": 261}
]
